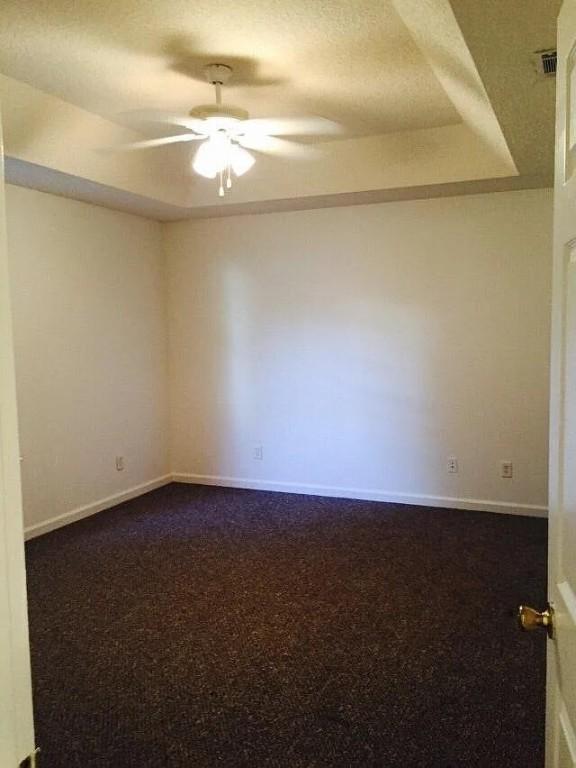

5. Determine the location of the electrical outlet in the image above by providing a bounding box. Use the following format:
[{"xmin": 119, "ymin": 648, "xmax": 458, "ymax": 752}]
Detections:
[
  {"xmin": 501, "ymin": 460, "xmax": 513, "ymax": 479},
  {"xmin": 115, "ymin": 456, "xmax": 125, "ymax": 471},
  {"xmin": 447, "ymin": 457, "xmax": 459, "ymax": 474},
  {"xmin": 253, "ymin": 445, "xmax": 263, "ymax": 461}
]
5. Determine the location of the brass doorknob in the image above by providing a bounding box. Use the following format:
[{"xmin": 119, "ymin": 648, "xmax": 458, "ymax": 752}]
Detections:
[{"xmin": 517, "ymin": 604, "xmax": 554, "ymax": 638}]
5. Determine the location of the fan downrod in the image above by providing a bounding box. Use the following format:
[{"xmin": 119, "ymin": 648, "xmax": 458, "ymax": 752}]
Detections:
[{"xmin": 190, "ymin": 64, "xmax": 248, "ymax": 121}]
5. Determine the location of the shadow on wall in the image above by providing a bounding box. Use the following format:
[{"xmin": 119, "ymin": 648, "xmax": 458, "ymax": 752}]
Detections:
[
  {"xmin": 209, "ymin": 250, "xmax": 452, "ymax": 495},
  {"xmin": 169, "ymin": 195, "xmax": 551, "ymax": 509}
]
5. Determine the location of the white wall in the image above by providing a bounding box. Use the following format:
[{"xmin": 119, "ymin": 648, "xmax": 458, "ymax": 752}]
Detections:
[
  {"xmin": 165, "ymin": 189, "xmax": 553, "ymax": 513},
  {"xmin": 6, "ymin": 185, "xmax": 170, "ymax": 533},
  {"xmin": 6, "ymin": 186, "xmax": 553, "ymax": 530}
]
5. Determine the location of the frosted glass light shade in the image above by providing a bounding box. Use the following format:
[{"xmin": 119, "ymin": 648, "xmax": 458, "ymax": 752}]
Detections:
[
  {"xmin": 192, "ymin": 133, "xmax": 256, "ymax": 185},
  {"xmin": 192, "ymin": 133, "xmax": 230, "ymax": 178},
  {"xmin": 230, "ymin": 145, "xmax": 255, "ymax": 176}
]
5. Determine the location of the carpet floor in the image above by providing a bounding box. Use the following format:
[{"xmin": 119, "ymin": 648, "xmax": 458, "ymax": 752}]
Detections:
[{"xmin": 25, "ymin": 483, "xmax": 547, "ymax": 767}]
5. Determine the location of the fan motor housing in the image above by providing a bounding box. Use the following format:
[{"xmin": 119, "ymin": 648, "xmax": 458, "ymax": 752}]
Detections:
[{"xmin": 190, "ymin": 103, "xmax": 249, "ymax": 122}]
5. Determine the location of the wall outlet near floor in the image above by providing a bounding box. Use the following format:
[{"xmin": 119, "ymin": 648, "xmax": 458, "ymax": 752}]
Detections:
[
  {"xmin": 115, "ymin": 456, "xmax": 125, "ymax": 471},
  {"xmin": 253, "ymin": 445, "xmax": 264, "ymax": 461},
  {"xmin": 447, "ymin": 457, "xmax": 459, "ymax": 474},
  {"xmin": 501, "ymin": 460, "xmax": 513, "ymax": 479}
]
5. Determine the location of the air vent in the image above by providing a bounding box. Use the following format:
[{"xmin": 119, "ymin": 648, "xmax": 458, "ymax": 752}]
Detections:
[{"xmin": 533, "ymin": 48, "xmax": 557, "ymax": 77}]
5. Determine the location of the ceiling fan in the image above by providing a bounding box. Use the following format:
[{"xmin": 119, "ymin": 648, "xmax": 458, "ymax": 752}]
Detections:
[{"xmin": 122, "ymin": 63, "xmax": 340, "ymax": 197}]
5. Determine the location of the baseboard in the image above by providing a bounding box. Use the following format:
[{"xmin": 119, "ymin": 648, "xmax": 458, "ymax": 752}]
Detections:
[
  {"xmin": 172, "ymin": 472, "xmax": 548, "ymax": 518},
  {"xmin": 23, "ymin": 471, "xmax": 548, "ymax": 540},
  {"xmin": 24, "ymin": 475, "xmax": 173, "ymax": 540}
]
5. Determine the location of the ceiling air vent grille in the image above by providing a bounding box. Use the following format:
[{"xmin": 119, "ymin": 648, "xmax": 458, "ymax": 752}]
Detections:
[{"xmin": 533, "ymin": 49, "xmax": 557, "ymax": 77}]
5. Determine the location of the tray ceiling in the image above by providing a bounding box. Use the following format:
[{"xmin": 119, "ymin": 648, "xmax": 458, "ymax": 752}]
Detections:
[{"xmin": 0, "ymin": 0, "xmax": 558, "ymax": 218}]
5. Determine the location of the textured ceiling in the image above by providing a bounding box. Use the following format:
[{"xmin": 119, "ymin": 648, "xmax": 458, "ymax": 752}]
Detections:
[
  {"xmin": 450, "ymin": 0, "xmax": 561, "ymax": 184},
  {"xmin": 0, "ymin": 0, "xmax": 462, "ymax": 137},
  {"xmin": 0, "ymin": 0, "xmax": 558, "ymax": 217}
]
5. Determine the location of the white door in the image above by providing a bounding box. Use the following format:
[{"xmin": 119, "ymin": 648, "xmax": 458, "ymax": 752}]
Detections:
[
  {"xmin": 545, "ymin": 2, "xmax": 576, "ymax": 765},
  {"xmin": 0, "ymin": 107, "xmax": 36, "ymax": 764}
]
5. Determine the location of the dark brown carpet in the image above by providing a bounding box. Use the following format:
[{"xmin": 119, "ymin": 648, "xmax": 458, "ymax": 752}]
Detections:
[{"xmin": 25, "ymin": 483, "xmax": 547, "ymax": 768}]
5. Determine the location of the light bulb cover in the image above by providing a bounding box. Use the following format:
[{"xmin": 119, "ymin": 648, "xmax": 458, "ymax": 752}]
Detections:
[
  {"xmin": 230, "ymin": 145, "xmax": 255, "ymax": 177},
  {"xmin": 192, "ymin": 133, "xmax": 230, "ymax": 178}
]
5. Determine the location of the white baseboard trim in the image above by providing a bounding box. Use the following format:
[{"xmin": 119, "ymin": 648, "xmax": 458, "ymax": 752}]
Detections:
[
  {"xmin": 23, "ymin": 471, "xmax": 548, "ymax": 540},
  {"xmin": 172, "ymin": 472, "xmax": 548, "ymax": 518},
  {"xmin": 24, "ymin": 475, "xmax": 173, "ymax": 540}
]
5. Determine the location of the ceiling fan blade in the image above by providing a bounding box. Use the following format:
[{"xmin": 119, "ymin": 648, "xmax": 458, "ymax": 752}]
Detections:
[
  {"xmin": 123, "ymin": 109, "xmax": 208, "ymax": 134},
  {"xmin": 236, "ymin": 117, "xmax": 340, "ymax": 137},
  {"xmin": 115, "ymin": 133, "xmax": 205, "ymax": 151},
  {"xmin": 236, "ymin": 134, "xmax": 318, "ymax": 158}
]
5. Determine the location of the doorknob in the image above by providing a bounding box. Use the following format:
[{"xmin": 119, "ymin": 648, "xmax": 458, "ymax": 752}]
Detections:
[{"xmin": 517, "ymin": 604, "xmax": 554, "ymax": 638}]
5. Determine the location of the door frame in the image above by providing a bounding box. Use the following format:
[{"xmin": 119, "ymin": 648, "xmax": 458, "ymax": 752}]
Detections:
[{"xmin": 0, "ymin": 103, "xmax": 35, "ymax": 766}]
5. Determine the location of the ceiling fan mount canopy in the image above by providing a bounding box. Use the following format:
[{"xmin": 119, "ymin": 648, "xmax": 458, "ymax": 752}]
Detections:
[{"xmin": 204, "ymin": 63, "xmax": 233, "ymax": 86}]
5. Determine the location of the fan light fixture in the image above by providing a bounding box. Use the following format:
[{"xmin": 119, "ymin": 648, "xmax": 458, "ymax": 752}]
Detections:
[
  {"xmin": 116, "ymin": 62, "xmax": 341, "ymax": 199},
  {"xmin": 192, "ymin": 129, "xmax": 255, "ymax": 195},
  {"xmin": 189, "ymin": 65, "xmax": 258, "ymax": 197}
]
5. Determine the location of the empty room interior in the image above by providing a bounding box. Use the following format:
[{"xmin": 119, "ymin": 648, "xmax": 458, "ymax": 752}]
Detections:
[{"xmin": 0, "ymin": 1, "xmax": 568, "ymax": 766}]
